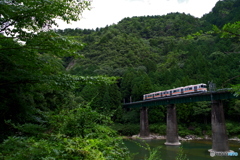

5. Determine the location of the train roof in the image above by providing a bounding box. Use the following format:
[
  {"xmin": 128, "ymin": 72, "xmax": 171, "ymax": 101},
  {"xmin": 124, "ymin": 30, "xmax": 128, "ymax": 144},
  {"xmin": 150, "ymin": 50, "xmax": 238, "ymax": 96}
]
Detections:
[
  {"xmin": 184, "ymin": 83, "xmax": 207, "ymax": 87},
  {"xmin": 143, "ymin": 83, "xmax": 207, "ymax": 95}
]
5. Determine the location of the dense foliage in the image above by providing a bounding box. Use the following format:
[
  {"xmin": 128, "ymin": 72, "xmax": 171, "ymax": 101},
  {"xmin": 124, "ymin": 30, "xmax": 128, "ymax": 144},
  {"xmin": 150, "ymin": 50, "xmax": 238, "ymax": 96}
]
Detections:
[
  {"xmin": 0, "ymin": 0, "xmax": 129, "ymax": 159},
  {"xmin": 1, "ymin": 0, "xmax": 240, "ymax": 159}
]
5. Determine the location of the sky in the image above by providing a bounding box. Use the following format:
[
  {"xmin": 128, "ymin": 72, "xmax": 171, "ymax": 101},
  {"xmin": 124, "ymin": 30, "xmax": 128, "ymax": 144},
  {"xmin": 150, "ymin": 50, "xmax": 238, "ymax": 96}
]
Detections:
[{"xmin": 55, "ymin": 0, "xmax": 220, "ymax": 30}]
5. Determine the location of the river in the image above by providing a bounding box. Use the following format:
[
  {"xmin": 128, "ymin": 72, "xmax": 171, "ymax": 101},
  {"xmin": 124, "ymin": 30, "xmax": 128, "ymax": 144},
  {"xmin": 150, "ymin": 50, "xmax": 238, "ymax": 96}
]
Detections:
[{"xmin": 123, "ymin": 139, "xmax": 240, "ymax": 160}]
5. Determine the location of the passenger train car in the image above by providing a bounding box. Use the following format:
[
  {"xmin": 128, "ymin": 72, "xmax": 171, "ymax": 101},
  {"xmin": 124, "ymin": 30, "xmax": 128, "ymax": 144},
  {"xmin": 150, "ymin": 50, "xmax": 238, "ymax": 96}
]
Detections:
[{"xmin": 143, "ymin": 83, "xmax": 207, "ymax": 100}]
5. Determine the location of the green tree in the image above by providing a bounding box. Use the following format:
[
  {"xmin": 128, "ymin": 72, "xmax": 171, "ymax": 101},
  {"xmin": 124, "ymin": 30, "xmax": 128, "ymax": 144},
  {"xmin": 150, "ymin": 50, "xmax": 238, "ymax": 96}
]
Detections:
[
  {"xmin": 177, "ymin": 104, "xmax": 194, "ymax": 124},
  {"xmin": 131, "ymin": 71, "xmax": 153, "ymax": 101},
  {"xmin": 1, "ymin": 0, "xmax": 91, "ymax": 39},
  {"xmin": 209, "ymin": 21, "xmax": 240, "ymax": 94},
  {"xmin": 121, "ymin": 69, "xmax": 136, "ymax": 102},
  {"xmin": 0, "ymin": 0, "xmax": 118, "ymax": 135},
  {"xmin": 0, "ymin": 1, "xmax": 130, "ymax": 159},
  {"xmin": 192, "ymin": 102, "xmax": 211, "ymax": 124},
  {"xmin": 80, "ymin": 83, "xmax": 122, "ymax": 118}
]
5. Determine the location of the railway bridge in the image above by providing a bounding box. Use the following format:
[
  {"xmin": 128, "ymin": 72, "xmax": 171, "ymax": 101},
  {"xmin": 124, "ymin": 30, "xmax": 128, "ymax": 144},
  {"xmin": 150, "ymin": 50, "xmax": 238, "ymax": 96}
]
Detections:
[{"xmin": 123, "ymin": 90, "xmax": 237, "ymax": 152}]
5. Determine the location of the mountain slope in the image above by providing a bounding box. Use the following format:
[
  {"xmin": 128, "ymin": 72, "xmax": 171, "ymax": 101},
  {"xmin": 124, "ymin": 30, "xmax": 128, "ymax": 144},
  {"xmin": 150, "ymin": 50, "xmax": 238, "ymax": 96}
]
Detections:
[
  {"xmin": 203, "ymin": 0, "xmax": 240, "ymax": 27},
  {"xmin": 55, "ymin": 0, "xmax": 240, "ymax": 91}
]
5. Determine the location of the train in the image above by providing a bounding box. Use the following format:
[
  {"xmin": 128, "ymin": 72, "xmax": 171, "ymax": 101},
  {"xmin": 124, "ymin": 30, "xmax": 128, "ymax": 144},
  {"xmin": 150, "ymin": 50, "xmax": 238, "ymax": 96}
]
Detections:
[{"xmin": 143, "ymin": 83, "xmax": 207, "ymax": 100}]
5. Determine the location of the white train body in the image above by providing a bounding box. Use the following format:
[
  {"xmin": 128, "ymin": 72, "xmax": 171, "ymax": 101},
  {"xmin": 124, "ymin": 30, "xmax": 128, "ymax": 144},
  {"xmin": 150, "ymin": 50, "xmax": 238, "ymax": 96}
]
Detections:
[{"xmin": 143, "ymin": 83, "xmax": 207, "ymax": 100}]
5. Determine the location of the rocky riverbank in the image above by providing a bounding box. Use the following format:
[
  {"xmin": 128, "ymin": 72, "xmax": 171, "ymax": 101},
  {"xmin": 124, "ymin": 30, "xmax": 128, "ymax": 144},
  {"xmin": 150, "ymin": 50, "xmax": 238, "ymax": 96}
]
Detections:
[{"xmin": 125, "ymin": 133, "xmax": 240, "ymax": 142}]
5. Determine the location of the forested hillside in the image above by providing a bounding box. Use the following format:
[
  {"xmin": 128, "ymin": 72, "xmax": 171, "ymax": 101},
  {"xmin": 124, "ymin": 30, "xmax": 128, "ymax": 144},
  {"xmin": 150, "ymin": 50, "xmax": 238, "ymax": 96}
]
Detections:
[
  {"xmin": 55, "ymin": 0, "xmax": 240, "ymax": 136},
  {"xmin": 57, "ymin": 0, "xmax": 240, "ymax": 96},
  {"xmin": 203, "ymin": 0, "xmax": 240, "ymax": 27}
]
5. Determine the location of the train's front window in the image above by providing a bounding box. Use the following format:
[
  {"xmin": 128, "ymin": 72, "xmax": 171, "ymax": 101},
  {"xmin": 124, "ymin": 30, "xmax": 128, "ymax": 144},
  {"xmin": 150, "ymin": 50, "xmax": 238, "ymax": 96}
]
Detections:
[{"xmin": 201, "ymin": 85, "xmax": 207, "ymax": 88}]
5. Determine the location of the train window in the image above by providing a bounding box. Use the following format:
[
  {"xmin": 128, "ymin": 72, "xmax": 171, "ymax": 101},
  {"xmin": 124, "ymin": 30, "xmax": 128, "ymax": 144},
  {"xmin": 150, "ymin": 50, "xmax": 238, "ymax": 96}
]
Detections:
[
  {"xmin": 185, "ymin": 87, "xmax": 192, "ymax": 91},
  {"xmin": 201, "ymin": 85, "xmax": 207, "ymax": 88}
]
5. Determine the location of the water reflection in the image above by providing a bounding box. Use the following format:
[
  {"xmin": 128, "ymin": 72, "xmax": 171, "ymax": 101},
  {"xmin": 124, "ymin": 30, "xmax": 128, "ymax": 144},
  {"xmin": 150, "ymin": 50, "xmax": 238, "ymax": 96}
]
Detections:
[{"xmin": 123, "ymin": 139, "xmax": 240, "ymax": 160}]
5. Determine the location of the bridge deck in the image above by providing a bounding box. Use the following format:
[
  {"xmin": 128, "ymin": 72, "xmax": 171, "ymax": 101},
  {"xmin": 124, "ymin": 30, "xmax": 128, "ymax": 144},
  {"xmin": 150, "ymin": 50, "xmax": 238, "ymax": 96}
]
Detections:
[{"xmin": 123, "ymin": 91, "xmax": 237, "ymax": 108}]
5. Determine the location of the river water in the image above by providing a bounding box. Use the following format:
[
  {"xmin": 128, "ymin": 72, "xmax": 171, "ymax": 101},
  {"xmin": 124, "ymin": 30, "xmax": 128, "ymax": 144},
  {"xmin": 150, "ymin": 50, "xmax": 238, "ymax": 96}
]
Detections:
[{"xmin": 123, "ymin": 139, "xmax": 240, "ymax": 160}]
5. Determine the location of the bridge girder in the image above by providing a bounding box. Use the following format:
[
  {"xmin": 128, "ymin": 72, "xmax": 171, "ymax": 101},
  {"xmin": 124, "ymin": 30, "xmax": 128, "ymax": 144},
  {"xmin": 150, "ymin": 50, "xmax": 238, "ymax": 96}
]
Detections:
[{"xmin": 123, "ymin": 91, "xmax": 237, "ymax": 108}]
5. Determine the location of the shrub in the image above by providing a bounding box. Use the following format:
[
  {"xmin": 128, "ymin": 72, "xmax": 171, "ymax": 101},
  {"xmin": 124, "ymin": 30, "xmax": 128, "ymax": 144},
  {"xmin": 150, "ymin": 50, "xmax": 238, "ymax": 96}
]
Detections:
[
  {"xmin": 0, "ymin": 135, "xmax": 130, "ymax": 160},
  {"xmin": 178, "ymin": 125, "xmax": 192, "ymax": 137},
  {"xmin": 149, "ymin": 124, "xmax": 166, "ymax": 135},
  {"xmin": 5, "ymin": 121, "xmax": 47, "ymax": 137},
  {"xmin": 0, "ymin": 104, "xmax": 131, "ymax": 160},
  {"xmin": 226, "ymin": 122, "xmax": 240, "ymax": 137},
  {"xmin": 111, "ymin": 123, "xmax": 140, "ymax": 136}
]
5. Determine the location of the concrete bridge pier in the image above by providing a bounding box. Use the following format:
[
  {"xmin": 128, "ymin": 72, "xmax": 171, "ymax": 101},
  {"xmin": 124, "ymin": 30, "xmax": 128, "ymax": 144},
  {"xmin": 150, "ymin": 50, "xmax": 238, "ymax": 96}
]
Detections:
[
  {"xmin": 209, "ymin": 100, "xmax": 231, "ymax": 152},
  {"xmin": 165, "ymin": 104, "xmax": 181, "ymax": 145},
  {"xmin": 140, "ymin": 107, "xmax": 150, "ymax": 137}
]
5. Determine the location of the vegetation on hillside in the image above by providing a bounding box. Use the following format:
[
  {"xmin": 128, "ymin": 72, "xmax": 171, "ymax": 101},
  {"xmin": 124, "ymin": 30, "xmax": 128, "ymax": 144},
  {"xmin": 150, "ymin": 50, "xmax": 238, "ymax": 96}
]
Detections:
[{"xmin": 1, "ymin": 0, "xmax": 240, "ymax": 159}]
